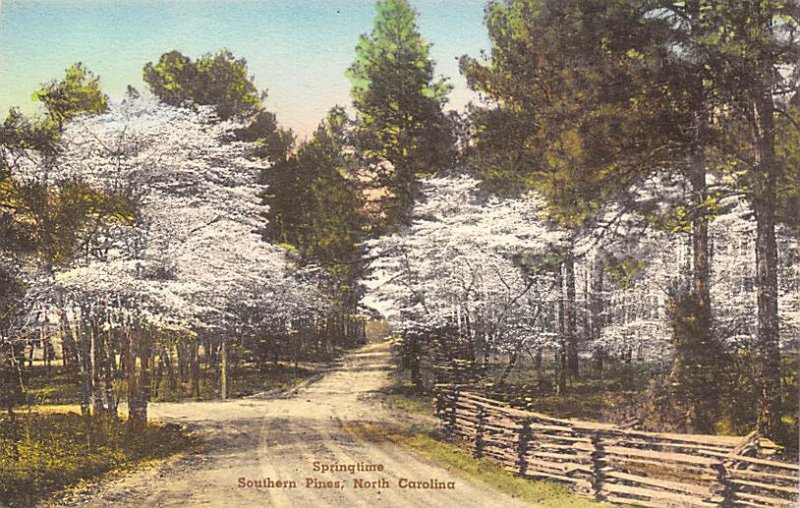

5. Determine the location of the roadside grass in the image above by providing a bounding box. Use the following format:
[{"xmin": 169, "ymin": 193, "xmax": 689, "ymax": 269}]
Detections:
[
  {"xmin": 0, "ymin": 412, "xmax": 197, "ymax": 507},
  {"xmin": 360, "ymin": 374, "xmax": 608, "ymax": 507},
  {"xmin": 508, "ymin": 379, "xmax": 634, "ymax": 422},
  {"xmin": 151, "ymin": 362, "xmax": 318, "ymax": 402},
  {"xmin": 394, "ymin": 350, "xmax": 799, "ymax": 452},
  {"xmin": 343, "ymin": 420, "xmax": 607, "ymax": 508},
  {"xmin": 484, "ymin": 359, "xmax": 649, "ymax": 424},
  {"xmin": 381, "ymin": 383, "xmax": 434, "ymax": 417},
  {"xmin": 22, "ymin": 361, "xmax": 320, "ymax": 407}
]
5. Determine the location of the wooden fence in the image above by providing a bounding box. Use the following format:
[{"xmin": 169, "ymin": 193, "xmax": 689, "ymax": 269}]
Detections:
[{"xmin": 434, "ymin": 385, "xmax": 798, "ymax": 507}]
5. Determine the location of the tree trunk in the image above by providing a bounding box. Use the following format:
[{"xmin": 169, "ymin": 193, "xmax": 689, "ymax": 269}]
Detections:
[
  {"xmin": 666, "ymin": 43, "xmax": 719, "ymax": 432},
  {"xmin": 42, "ymin": 329, "xmax": 52, "ymax": 374},
  {"xmin": 496, "ymin": 351, "xmax": 518, "ymax": 388},
  {"xmin": 409, "ymin": 334, "xmax": 422, "ymax": 391},
  {"xmin": 690, "ymin": 149, "xmax": 713, "ymax": 348},
  {"xmin": 191, "ymin": 340, "xmax": 201, "ymax": 400},
  {"xmin": 27, "ymin": 337, "xmax": 35, "ymax": 369},
  {"xmin": 153, "ymin": 352, "xmax": 163, "ymax": 399},
  {"xmin": 60, "ymin": 314, "xmax": 79, "ymax": 370},
  {"xmin": 164, "ymin": 345, "xmax": 177, "ymax": 391},
  {"xmin": 293, "ymin": 331, "xmax": 300, "ymax": 378},
  {"xmin": 90, "ymin": 315, "xmax": 105, "ymax": 416},
  {"xmin": 138, "ymin": 327, "xmax": 152, "ymax": 423},
  {"xmin": 128, "ymin": 325, "xmax": 152, "ymax": 430},
  {"xmin": 220, "ymin": 337, "xmax": 228, "ymax": 400},
  {"xmin": 591, "ymin": 252, "xmax": 605, "ymax": 377},
  {"xmin": 753, "ymin": 94, "xmax": 781, "ymax": 438},
  {"xmin": 564, "ymin": 247, "xmax": 579, "ymax": 379},
  {"xmin": 555, "ymin": 267, "xmax": 567, "ymax": 396},
  {"xmin": 126, "ymin": 324, "xmax": 142, "ymax": 431},
  {"xmin": 79, "ymin": 315, "xmax": 92, "ymax": 418},
  {"xmin": 177, "ymin": 342, "xmax": 188, "ymax": 385},
  {"xmin": 103, "ymin": 329, "xmax": 117, "ymax": 416}
]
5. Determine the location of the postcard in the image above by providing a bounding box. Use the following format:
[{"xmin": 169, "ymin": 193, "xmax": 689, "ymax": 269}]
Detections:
[{"xmin": 0, "ymin": 1, "xmax": 797, "ymax": 507}]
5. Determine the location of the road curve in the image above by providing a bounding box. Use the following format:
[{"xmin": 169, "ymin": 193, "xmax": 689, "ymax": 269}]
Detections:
[{"xmin": 43, "ymin": 340, "xmax": 535, "ymax": 508}]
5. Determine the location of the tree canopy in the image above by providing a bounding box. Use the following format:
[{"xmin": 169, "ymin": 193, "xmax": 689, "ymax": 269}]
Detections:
[
  {"xmin": 33, "ymin": 63, "xmax": 109, "ymax": 129},
  {"xmin": 263, "ymin": 107, "xmax": 366, "ymax": 310},
  {"xmin": 348, "ymin": 0, "xmax": 454, "ymax": 225},
  {"xmin": 143, "ymin": 49, "xmax": 261, "ymax": 120}
]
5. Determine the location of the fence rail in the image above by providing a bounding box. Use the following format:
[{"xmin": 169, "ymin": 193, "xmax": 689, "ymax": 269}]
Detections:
[{"xmin": 434, "ymin": 385, "xmax": 798, "ymax": 507}]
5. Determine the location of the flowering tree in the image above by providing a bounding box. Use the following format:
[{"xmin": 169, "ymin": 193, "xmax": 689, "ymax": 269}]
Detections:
[
  {"xmin": 365, "ymin": 171, "xmax": 798, "ymax": 427},
  {"xmin": 363, "ymin": 175, "xmax": 566, "ymax": 385},
  {"xmin": 6, "ymin": 96, "xmax": 330, "ymax": 425}
]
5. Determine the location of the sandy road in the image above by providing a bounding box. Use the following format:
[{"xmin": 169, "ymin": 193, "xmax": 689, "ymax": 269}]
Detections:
[{"xmin": 44, "ymin": 340, "xmax": 535, "ymax": 508}]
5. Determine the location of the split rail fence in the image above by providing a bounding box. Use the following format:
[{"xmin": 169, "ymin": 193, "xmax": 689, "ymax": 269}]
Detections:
[{"xmin": 434, "ymin": 385, "xmax": 798, "ymax": 507}]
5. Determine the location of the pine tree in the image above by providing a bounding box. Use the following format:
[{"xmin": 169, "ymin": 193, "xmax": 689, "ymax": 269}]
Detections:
[
  {"xmin": 697, "ymin": 0, "xmax": 799, "ymax": 438},
  {"xmin": 34, "ymin": 63, "xmax": 109, "ymax": 129},
  {"xmin": 263, "ymin": 107, "xmax": 365, "ymax": 310},
  {"xmin": 461, "ymin": 0, "xmax": 659, "ymax": 388},
  {"xmin": 348, "ymin": 0, "xmax": 454, "ymax": 225},
  {"xmin": 143, "ymin": 49, "xmax": 261, "ymax": 120}
]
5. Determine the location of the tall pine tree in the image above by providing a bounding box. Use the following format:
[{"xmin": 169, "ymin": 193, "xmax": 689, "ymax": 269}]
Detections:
[
  {"xmin": 348, "ymin": 0, "xmax": 454, "ymax": 226},
  {"xmin": 262, "ymin": 107, "xmax": 365, "ymax": 311}
]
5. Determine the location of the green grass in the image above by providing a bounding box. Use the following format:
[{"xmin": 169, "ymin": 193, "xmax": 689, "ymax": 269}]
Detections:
[
  {"xmin": 344, "ymin": 421, "xmax": 607, "ymax": 507},
  {"xmin": 21, "ymin": 361, "xmax": 319, "ymax": 406},
  {"xmin": 380, "ymin": 379, "xmax": 435, "ymax": 417},
  {"xmin": 505, "ymin": 378, "xmax": 637, "ymax": 422},
  {"xmin": 24, "ymin": 365, "xmax": 83, "ymax": 405},
  {"xmin": 0, "ymin": 412, "xmax": 197, "ymax": 507},
  {"xmin": 366, "ymin": 376, "xmax": 608, "ymax": 507},
  {"xmin": 151, "ymin": 362, "xmax": 318, "ymax": 402}
]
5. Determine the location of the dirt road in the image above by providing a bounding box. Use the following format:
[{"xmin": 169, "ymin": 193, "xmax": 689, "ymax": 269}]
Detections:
[{"xmin": 45, "ymin": 340, "xmax": 534, "ymax": 508}]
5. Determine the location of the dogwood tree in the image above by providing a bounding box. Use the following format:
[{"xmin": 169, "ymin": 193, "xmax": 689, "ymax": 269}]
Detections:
[
  {"xmin": 8, "ymin": 96, "xmax": 329, "ymax": 424},
  {"xmin": 364, "ymin": 174, "xmax": 565, "ymax": 385},
  {"xmin": 365, "ymin": 172, "xmax": 799, "ymax": 404}
]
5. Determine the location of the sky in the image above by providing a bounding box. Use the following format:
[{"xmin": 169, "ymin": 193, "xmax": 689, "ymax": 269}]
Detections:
[{"xmin": 0, "ymin": 0, "xmax": 490, "ymax": 138}]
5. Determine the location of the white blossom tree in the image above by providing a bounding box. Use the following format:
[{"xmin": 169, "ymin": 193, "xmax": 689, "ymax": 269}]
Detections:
[
  {"xmin": 364, "ymin": 172, "xmax": 799, "ymax": 402},
  {"xmin": 7, "ymin": 96, "xmax": 330, "ymax": 425},
  {"xmin": 364, "ymin": 175, "xmax": 566, "ymax": 385}
]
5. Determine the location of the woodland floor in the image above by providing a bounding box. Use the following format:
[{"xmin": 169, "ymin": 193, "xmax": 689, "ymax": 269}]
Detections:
[{"xmin": 38, "ymin": 340, "xmax": 538, "ymax": 508}]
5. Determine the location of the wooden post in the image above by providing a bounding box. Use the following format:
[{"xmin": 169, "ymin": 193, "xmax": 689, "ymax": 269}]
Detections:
[
  {"xmin": 434, "ymin": 387, "xmax": 443, "ymax": 421},
  {"xmin": 591, "ymin": 431, "xmax": 606, "ymax": 501},
  {"xmin": 718, "ymin": 431, "xmax": 757, "ymax": 506},
  {"xmin": 474, "ymin": 403, "xmax": 485, "ymax": 458},
  {"xmin": 449, "ymin": 386, "xmax": 459, "ymax": 435},
  {"xmin": 518, "ymin": 419, "xmax": 531, "ymax": 476},
  {"xmin": 716, "ymin": 461, "xmax": 734, "ymax": 507}
]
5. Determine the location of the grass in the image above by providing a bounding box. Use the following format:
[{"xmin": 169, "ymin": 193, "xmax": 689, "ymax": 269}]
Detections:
[
  {"xmin": 381, "ymin": 382, "xmax": 434, "ymax": 417},
  {"xmin": 21, "ymin": 361, "xmax": 320, "ymax": 407},
  {"xmin": 380, "ymin": 370, "xmax": 631, "ymax": 424},
  {"xmin": 24, "ymin": 365, "xmax": 83, "ymax": 405},
  {"xmin": 450, "ymin": 352, "xmax": 799, "ymax": 450},
  {"xmin": 366, "ymin": 376, "xmax": 608, "ymax": 507},
  {"xmin": 506, "ymin": 379, "xmax": 638, "ymax": 422},
  {"xmin": 151, "ymin": 362, "xmax": 318, "ymax": 402},
  {"xmin": 343, "ymin": 421, "xmax": 607, "ymax": 508},
  {"xmin": 483, "ymin": 358, "xmax": 651, "ymax": 424},
  {"xmin": 0, "ymin": 411, "xmax": 197, "ymax": 507}
]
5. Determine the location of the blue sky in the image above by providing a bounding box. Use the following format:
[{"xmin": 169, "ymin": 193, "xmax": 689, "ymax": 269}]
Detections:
[{"xmin": 0, "ymin": 0, "xmax": 490, "ymax": 137}]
